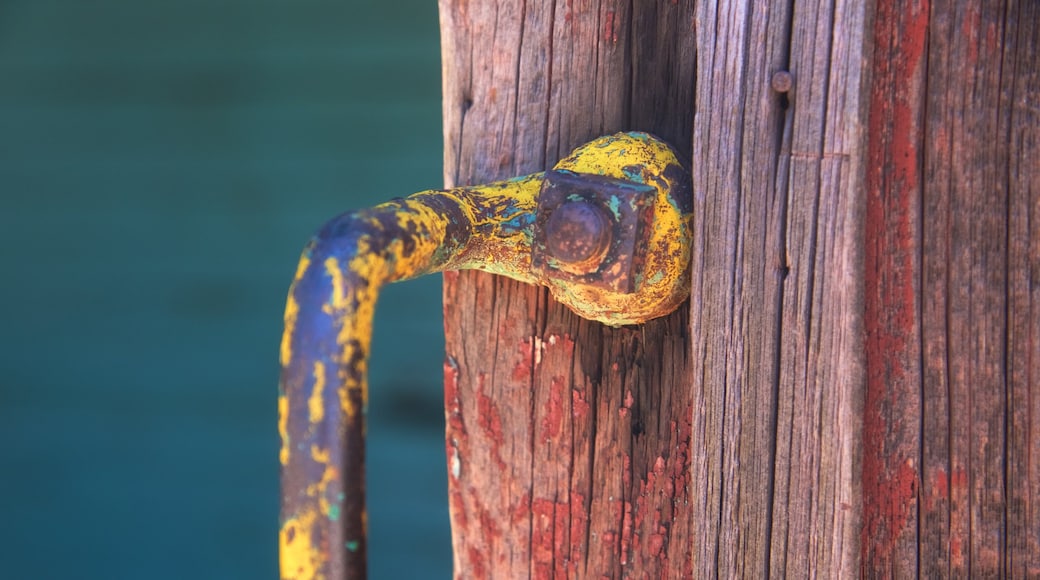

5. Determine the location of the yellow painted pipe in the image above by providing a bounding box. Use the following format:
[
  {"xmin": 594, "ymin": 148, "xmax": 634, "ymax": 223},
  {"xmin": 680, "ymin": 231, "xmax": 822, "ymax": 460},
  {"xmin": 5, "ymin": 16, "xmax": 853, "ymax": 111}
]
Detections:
[{"xmin": 278, "ymin": 132, "xmax": 691, "ymax": 579}]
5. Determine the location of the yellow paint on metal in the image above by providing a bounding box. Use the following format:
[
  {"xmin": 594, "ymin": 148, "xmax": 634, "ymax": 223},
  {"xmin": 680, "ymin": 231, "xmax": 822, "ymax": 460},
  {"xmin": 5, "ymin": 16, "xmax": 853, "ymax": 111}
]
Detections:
[
  {"xmin": 280, "ymin": 255, "xmax": 310, "ymax": 367},
  {"xmin": 279, "ymin": 132, "xmax": 691, "ymax": 578},
  {"xmin": 309, "ymin": 361, "xmax": 326, "ymax": 424},
  {"xmin": 278, "ymin": 395, "xmax": 290, "ymax": 466},
  {"xmin": 545, "ymin": 132, "xmax": 691, "ymax": 325},
  {"xmin": 323, "ymin": 257, "xmax": 349, "ymax": 313},
  {"xmin": 280, "ymin": 509, "xmax": 322, "ymax": 580},
  {"xmin": 307, "ymin": 445, "xmax": 339, "ymax": 520}
]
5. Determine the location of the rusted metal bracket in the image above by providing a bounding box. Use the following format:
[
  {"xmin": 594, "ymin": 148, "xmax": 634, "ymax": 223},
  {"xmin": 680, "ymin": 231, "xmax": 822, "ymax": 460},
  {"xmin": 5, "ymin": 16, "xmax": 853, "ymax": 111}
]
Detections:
[{"xmin": 278, "ymin": 132, "xmax": 692, "ymax": 579}]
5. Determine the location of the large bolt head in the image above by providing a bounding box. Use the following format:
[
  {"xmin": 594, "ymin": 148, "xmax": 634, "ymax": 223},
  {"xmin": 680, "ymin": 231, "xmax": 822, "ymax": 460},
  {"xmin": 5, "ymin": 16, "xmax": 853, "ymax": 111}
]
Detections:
[{"xmin": 544, "ymin": 200, "xmax": 611, "ymax": 267}]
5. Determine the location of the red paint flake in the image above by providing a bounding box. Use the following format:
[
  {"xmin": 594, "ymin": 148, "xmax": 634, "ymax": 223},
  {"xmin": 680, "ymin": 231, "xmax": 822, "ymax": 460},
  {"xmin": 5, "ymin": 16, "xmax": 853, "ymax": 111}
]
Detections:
[
  {"xmin": 568, "ymin": 492, "xmax": 588, "ymax": 564},
  {"xmin": 541, "ymin": 376, "xmax": 566, "ymax": 443},
  {"xmin": 862, "ymin": 0, "xmax": 928, "ymax": 568},
  {"xmin": 531, "ymin": 498, "xmax": 556, "ymax": 572},
  {"xmin": 670, "ymin": 412, "xmax": 693, "ymax": 500},
  {"xmin": 476, "ymin": 373, "xmax": 506, "ymax": 470},
  {"xmin": 618, "ymin": 389, "xmax": 634, "ymax": 419},
  {"xmin": 551, "ymin": 333, "xmax": 575, "ymax": 356},
  {"xmin": 619, "ymin": 500, "xmax": 633, "ymax": 565},
  {"xmin": 447, "ymin": 480, "xmax": 468, "ymax": 529},
  {"xmin": 603, "ymin": 11, "xmax": 617, "ymax": 43},
  {"xmin": 951, "ymin": 535, "xmax": 965, "ymax": 567},
  {"xmin": 571, "ymin": 386, "xmax": 589, "ymax": 419},
  {"xmin": 553, "ymin": 500, "xmax": 571, "ymax": 578},
  {"xmin": 648, "ymin": 524, "xmax": 668, "ymax": 557},
  {"xmin": 509, "ymin": 493, "xmax": 531, "ymax": 525},
  {"xmin": 631, "ymin": 457, "xmax": 669, "ymax": 558},
  {"xmin": 512, "ymin": 338, "xmax": 534, "ymax": 381},
  {"xmin": 466, "ymin": 546, "xmax": 488, "ymax": 579},
  {"xmin": 444, "ymin": 359, "xmax": 465, "ymax": 434},
  {"xmin": 478, "ymin": 501, "xmax": 502, "ymax": 540},
  {"xmin": 963, "ymin": 3, "xmax": 981, "ymax": 66},
  {"xmin": 861, "ymin": 456, "xmax": 918, "ymax": 560}
]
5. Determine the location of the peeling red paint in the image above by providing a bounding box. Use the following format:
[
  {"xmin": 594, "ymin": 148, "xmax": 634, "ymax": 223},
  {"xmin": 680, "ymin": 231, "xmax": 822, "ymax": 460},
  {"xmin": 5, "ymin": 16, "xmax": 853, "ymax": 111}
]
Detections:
[
  {"xmin": 466, "ymin": 546, "xmax": 487, "ymax": 579},
  {"xmin": 862, "ymin": 0, "xmax": 928, "ymax": 569},
  {"xmin": 530, "ymin": 496, "xmax": 583, "ymax": 579},
  {"xmin": 477, "ymin": 500, "xmax": 502, "ymax": 541},
  {"xmin": 603, "ymin": 10, "xmax": 618, "ymax": 44},
  {"xmin": 444, "ymin": 359, "xmax": 466, "ymax": 436},
  {"xmin": 510, "ymin": 493, "xmax": 531, "ymax": 525},
  {"xmin": 619, "ymin": 500, "xmax": 633, "ymax": 566},
  {"xmin": 531, "ymin": 498, "xmax": 556, "ymax": 576},
  {"xmin": 963, "ymin": 3, "xmax": 980, "ymax": 66},
  {"xmin": 568, "ymin": 492, "xmax": 588, "ymax": 565},
  {"xmin": 447, "ymin": 478, "xmax": 468, "ymax": 529},
  {"xmin": 951, "ymin": 535, "xmax": 965, "ymax": 567},
  {"xmin": 541, "ymin": 376, "xmax": 566, "ymax": 443},
  {"xmin": 572, "ymin": 386, "xmax": 590, "ymax": 419},
  {"xmin": 476, "ymin": 373, "xmax": 506, "ymax": 470},
  {"xmin": 512, "ymin": 338, "xmax": 534, "ymax": 381},
  {"xmin": 670, "ymin": 412, "xmax": 693, "ymax": 501}
]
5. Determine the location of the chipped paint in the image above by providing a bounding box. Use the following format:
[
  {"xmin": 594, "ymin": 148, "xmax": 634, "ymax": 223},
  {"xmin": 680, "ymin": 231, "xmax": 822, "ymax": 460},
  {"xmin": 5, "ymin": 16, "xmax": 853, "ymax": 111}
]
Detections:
[
  {"xmin": 278, "ymin": 133, "xmax": 692, "ymax": 578},
  {"xmin": 308, "ymin": 361, "xmax": 326, "ymax": 424},
  {"xmin": 278, "ymin": 395, "xmax": 290, "ymax": 466}
]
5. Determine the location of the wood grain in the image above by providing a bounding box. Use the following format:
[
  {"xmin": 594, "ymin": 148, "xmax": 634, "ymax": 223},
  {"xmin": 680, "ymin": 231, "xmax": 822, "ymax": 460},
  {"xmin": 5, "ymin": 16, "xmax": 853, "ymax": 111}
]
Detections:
[
  {"xmin": 864, "ymin": 0, "xmax": 1039, "ymax": 576},
  {"xmin": 862, "ymin": 0, "xmax": 928, "ymax": 575},
  {"xmin": 437, "ymin": 0, "xmax": 1038, "ymax": 576},
  {"xmin": 920, "ymin": 1, "xmax": 1040, "ymax": 576},
  {"xmin": 439, "ymin": 1, "xmax": 696, "ymax": 577},
  {"xmin": 691, "ymin": 0, "xmax": 870, "ymax": 577}
]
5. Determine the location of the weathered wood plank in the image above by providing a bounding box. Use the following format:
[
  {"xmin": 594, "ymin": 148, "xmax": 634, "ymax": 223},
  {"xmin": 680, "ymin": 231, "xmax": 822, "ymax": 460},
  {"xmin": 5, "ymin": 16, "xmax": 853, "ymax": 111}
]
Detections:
[
  {"xmin": 1004, "ymin": 4, "xmax": 1040, "ymax": 576},
  {"xmin": 439, "ymin": 1, "xmax": 697, "ymax": 577},
  {"xmin": 688, "ymin": 0, "xmax": 794, "ymax": 576},
  {"xmin": 918, "ymin": 1, "xmax": 1040, "ymax": 575},
  {"xmin": 437, "ymin": 0, "xmax": 1038, "ymax": 576},
  {"xmin": 769, "ymin": 0, "xmax": 869, "ymax": 576},
  {"xmin": 861, "ymin": 0, "xmax": 928, "ymax": 575},
  {"xmin": 865, "ymin": 2, "xmax": 1040, "ymax": 576},
  {"xmin": 692, "ymin": 0, "xmax": 869, "ymax": 577}
]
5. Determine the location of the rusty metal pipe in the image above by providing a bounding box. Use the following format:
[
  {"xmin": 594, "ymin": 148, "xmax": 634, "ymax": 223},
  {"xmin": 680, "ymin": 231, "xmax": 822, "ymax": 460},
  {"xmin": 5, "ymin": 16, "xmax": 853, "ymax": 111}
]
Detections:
[{"xmin": 278, "ymin": 132, "xmax": 692, "ymax": 579}]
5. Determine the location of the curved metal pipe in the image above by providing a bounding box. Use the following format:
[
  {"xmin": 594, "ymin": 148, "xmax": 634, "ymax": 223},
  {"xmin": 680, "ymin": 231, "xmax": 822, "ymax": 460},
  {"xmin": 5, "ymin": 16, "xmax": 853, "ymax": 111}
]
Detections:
[{"xmin": 278, "ymin": 132, "xmax": 691, "ymax": 579}]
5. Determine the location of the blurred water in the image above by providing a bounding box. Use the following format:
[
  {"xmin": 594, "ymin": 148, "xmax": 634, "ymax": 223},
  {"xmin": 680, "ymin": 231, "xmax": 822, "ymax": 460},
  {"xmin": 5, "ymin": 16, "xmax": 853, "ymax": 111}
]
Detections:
[{"xmin": 0, "ymin": 1, "xmax": 452, "ymax": 577}]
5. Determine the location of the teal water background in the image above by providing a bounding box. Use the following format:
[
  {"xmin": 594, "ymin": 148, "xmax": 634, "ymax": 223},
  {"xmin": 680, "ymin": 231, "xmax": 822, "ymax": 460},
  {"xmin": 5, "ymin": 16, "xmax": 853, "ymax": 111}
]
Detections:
[{"xmin": 0, "ymin": 1, "xmax": 452, "ymax": 577}]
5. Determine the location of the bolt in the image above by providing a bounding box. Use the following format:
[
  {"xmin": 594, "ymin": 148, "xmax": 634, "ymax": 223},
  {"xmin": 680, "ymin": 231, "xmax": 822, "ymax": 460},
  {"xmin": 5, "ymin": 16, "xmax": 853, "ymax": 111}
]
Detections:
[
  {"xmin": 771, "ymin": 70, "xmax": 793, "ymax": 93},
  {"xmin": 544, "ymin": 200, "xmax": 611, "ymax": 266}
]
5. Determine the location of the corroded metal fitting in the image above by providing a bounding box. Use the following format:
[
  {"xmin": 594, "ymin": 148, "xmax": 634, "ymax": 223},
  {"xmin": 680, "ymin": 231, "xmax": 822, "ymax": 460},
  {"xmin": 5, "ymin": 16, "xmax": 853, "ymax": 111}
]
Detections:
[{"xmin": 279, "ymin": 132, "xmax": 691, "ymax": 580}]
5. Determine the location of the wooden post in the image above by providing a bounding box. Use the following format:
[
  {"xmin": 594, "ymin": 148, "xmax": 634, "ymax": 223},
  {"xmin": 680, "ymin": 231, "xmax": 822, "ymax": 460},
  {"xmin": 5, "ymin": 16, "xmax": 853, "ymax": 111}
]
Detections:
[
  {"xmin": 864, "ymin": 0, "xmax": 1040, "ymax": 576},
  {"xmin": 436, "ymin": 0, "xmax": 1038, "ymax": 576},
  {"xmin": 438, "ymin": 2, "xmax": 697, "ymax": 577}
]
